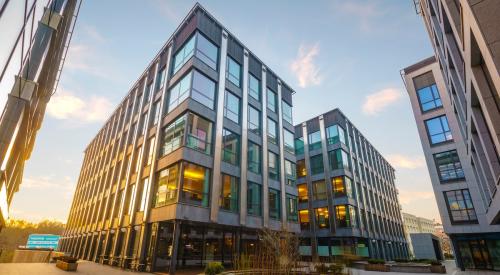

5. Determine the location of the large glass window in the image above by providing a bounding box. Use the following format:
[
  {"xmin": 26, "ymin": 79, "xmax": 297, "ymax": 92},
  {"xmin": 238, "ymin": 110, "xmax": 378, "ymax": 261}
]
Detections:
[
  {"xmin": 329, "ymin": 149, "xmax": 350, "ymax": 171},
  {"xmin": 247, "ymin": 182, "xmax": 262, "ymax": 216},
  {"xmin": 167, "ymin": 72, "xmax": 191, "ymax": 111},
  {"xmin": 285, "ymin": 159, "xmax": 296, "ymax": 186},
  {"xmin": 297, "ymin": 159, "xmax": 307, "ymax": 178},
  {"xmin": 295, "ymin": 137, "xmax": 304, "ymax": 155},
  {"xmin": 151, "ymin": 101, "xmax": 161, "ymax": 126},
  {"xmin": 267, "ymin": 118, "xmax": 278, "ymax": 145},
  {"xmin": 434, "ymin": 150, "xmax": 465, "ymax": 181},
  {"xmin": 226, "ymin": 57, "xmax": 241, "ymax": 87},
  {"xmin": 139, "ymin": 177, "xmax": 150, "ymax": 211},
  {"xmin": 155, "ymin": 164, "xmax": 179, "ymax": 207},
  {"xmin": 145, "ymin": 137, "xmax": 156, "ymax": 166},
  {"xmin": 286, "ymin": 194, "xmax": 298, "ymax": 222},
  {"xmin": 268, "ymin": 151, "xmax": 279, "ymax": 181},
  {"xmin": 417, "ymin": 84, "xmax": 442, "ymax": 112},
  {"xmin": 425, "ymin": 115, "xmax": 452, "ymax": 144},
  {"xmin": 222, "ymin": 129, "xmax": 240, "ymax": 166},
  {"xmin": 182, "ymin": 162, "xmax": 210, "ymax": 207},
  {"xmin": 282, "ymin": 101, "xmax": 293, "ymax": 124},
  {"xmin": 155, "ymin": 66, "xmax": 166, "ymax": 92},
  {"xmin": 173, "ymin": 32, "xmax": 218, "ymax": 74},
  {"xmin": 308, "ymin": 131, "xmax": 321, "ymax": 151},
  {"xmin": 313, "ymin": 180, "xmax": 327, "ymax": 200},
  {"xmin": 248, "ymin": 106, "xmax": 261, "ymax": 134},
  {"xmin": 444, "ymin": 189, "xmax": 477, "ymax": 223},
  {"xmin": 267, "ymin": 88, "xmax": 277, "ymax": 112},
  {"xmin": 315, "ymin": 207, "xmax": 329, "ymax": 229},
  {"xmin": 269, "ymin": 188, "xmax": 280, "ymax": 220},
  {"xmin": 310, "ymin": 154, "xmax": 324, "ymax": 175},
  {"xmin": 326, "ymin": 124, "xmax": 347, "ymax": 146},
  {"xmin": 144, "ymin": 82, "xmax": 152, "ymax": 104},
  {"xmin": 248, "ymin": 142, "xmax": 261, "ymax": 174},
  {"xmin": 299, "ymin": 210, "xmax": 310, "ymax": 230},
  {"xmin": 191, "ymin": 70, "xmax": 216, "ymax": 109},
  {"xmin": 332, "ymin": 176, "xmax": 353, "ymax": 198},
  {"xmin": 335, "ymin": 205, "xmax": 357, "ymax": 228},
  {"xmin": 283, "ymin": 129, "xmax": 295, "ymax": 154},
  {"xmin": 220, "ymin": 174, "xmax": 239, "ymax": 212},
  {"xmin": 248, "ymin": 74, "xmax": 260, "ymax": 101},
  {"xmin": 224, "ymin": 90, "xmax": 240, "ymax": 124},
  {"xmin": 186, "ymin": 113, "xmax": 212, "ymax": 154},
  {"xmin": 297, "ymin": 184, "xmax": 308, "ymax": 203}
]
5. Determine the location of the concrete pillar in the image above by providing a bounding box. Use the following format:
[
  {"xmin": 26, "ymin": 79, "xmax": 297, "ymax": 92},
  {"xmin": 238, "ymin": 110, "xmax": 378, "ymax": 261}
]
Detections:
[{"xmin": 169, "ymin": 221, "xmax": 181, "ymax": 274}]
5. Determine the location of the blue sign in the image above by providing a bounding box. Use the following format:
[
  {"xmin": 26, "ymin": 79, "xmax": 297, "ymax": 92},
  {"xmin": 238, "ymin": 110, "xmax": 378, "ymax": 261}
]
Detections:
[{"xmin": 26, "ymin": 234, "xmax": 60, "ymax": 250}]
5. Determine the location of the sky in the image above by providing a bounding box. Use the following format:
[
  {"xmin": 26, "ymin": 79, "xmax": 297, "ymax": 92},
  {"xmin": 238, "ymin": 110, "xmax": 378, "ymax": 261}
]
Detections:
[{"xmin": 2, "ymin": 0, "xmax": 441, "ymax": 223}]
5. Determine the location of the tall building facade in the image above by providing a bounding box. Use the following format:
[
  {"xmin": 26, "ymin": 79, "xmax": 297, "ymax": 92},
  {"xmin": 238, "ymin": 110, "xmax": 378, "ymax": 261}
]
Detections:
[
  {"xmin": 402, "ymin": 212, "xmax": 436, "ymax": 256},
  {"xmin": 402, "ymin": 57, "xmax": 500, "ymax": 270},
  {"xmin": 416, "ymin": 0, "xmax": 500, "ymax": 225},
  {"xmin": 294, "ymin": 109, "xmax": 408, "ymax": 261},
  {"xmin": 0, "ymin": 0, "xmax": 80, "ymax": 230},
  {"xmin": 60, "ymin": 4, "xmax": 298, "ymax": 273}
]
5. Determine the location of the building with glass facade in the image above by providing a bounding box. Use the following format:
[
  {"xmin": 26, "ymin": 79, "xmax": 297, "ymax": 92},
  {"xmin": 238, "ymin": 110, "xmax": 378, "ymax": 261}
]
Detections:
[
  {"xmin": 294, "ymin": 109, "xmax": 408, "ymax": 261},
  {"xmin": 402, "ymin": 56, "xmax": 500, "ymax": 270},
  {"xmin": 59, "ymin": 4, "xmax": 298, "ymax": 273}
]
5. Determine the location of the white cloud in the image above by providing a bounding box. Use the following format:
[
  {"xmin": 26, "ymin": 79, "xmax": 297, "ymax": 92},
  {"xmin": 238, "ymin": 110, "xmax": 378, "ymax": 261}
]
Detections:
[
  {"xmin": 398, "ymin": 190, "xmax": 435, "ymax": 205},
  {"xmin": 82, "ymin": 25, "xmax": 107, "ymax": 43},
  {"xmin": 290, "ymin": 43, "xmax": 322, "ymax": 88},
  {"xmin": 362, "ymin": 88, "xmax": 402, "ymax": 115},
  {"xmin": 47, "ymin": 89, "xmax": 113, "ymax": 123},
  {"xmin": 387, "ymin": 154, "xmax": 425, "ymax": 169},
  {"xmin": 334, "ymin": 1, "xmax": 383, "ymax": 32}
]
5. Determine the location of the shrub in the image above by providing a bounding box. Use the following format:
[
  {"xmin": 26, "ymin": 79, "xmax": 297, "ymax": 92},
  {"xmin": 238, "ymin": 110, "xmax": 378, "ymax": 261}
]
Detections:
[
  {"xmin": 205, "ymin": 262, "xmax": 224, "ymax": 275},
  {"xmin": 329, "ymin": 263, "xmax": 344, "ymax": 274},
  {"xmin": 429, "ymin": 260, "xmax": 442, "ymax": 266},
  {"xmin": 368, "ymin": 259, "xmax": 385, "ymax": 264},
  {"xmin": 315, "ymin": 263, "xmax": 329, "ymax": 273}
]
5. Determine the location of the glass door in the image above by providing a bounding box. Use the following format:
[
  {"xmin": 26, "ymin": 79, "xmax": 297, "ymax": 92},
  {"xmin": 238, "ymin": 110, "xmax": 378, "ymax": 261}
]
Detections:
[{"xmin": 470, "ymin": 240, "xmax": 492, "ymax": 270}]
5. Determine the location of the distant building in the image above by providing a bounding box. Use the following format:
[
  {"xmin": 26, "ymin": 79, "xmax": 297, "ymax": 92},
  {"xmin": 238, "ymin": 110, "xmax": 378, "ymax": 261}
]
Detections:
[
  {"xmin": 410, "ymin": 233, "xmax": 443, "ymax": 261},
  {"xmin": 402, "ymin": 212, "xmax": 435, "ymax": 257},
  {"xmin": 434, "ymin": 223, "xmax": 453, "ymax": 257}
]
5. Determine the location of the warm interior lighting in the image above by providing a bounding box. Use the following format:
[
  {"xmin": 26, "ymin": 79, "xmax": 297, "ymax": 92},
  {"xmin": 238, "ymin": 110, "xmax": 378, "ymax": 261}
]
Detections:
[{"xmin": 184, "ymin": 168, "xmax": 205, "ymax": 180}]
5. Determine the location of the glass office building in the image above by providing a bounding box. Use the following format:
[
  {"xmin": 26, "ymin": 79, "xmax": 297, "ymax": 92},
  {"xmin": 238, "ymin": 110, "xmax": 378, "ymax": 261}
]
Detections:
[
  {"xmin": 60, "ymin": 4, "xmax": 298, "ymax": 273},
  {"xmin": 295, "ymin": 109, "xmax": 409, "ymax": 261}
]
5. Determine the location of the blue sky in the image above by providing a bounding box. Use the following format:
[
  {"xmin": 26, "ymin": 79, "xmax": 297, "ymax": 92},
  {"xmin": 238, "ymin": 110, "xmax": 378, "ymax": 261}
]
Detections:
[{"xmin": 5, "ymin": 0, "xmax": 440, "ymax": 223}]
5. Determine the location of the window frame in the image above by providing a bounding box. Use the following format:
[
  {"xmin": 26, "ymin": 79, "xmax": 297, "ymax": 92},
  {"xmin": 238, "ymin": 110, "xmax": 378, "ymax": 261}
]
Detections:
[
  {"xmin": 224, "ymin": 90, "xmax": 241, "ymax": 124},
  {"xmin": 424, "ymin": 115, "xmax": 453, "ymax": 145},
  {"xmin": 433, "ymin": 150, "xmax": 465, "ymax": 182},
  {"xmin": 226, "ymin": 56, "xmax": 241, "ymax": 87},
  {"xmin": 416, "ymin": 83, "xmax": 443, "ymax": 113},
  {"xmin": 444, "ymin": 189, "xmax": 478, "ymax": 224}
]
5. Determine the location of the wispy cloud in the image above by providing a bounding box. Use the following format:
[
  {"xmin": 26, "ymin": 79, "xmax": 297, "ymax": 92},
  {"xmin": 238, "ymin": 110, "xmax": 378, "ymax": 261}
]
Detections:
[
  {"xmin": 362, "ymin": 88, "xmax": 402, "ymax": 115},
  {"xmin": 398, "ymin": 190, "xmax": 435, "ymax": 205},
  {"xmin": 22, "ymin": 175, "xmax": 76, "ymax": 200},
  {"xmin": 47, "ymin": 88, "xmax": 113, "ymax": 123},
  {"xmin": 82, "ymin": 24, "xmax": 107, "ymax": 43},
  {"xmin": 152, "ymin": 0, "xmax": 181, "ymax": 23},
  {"xmin": 387, "ymin": 154, "xmax": 425, "ymax": 169},
  {"xmin": 290, "ymin": 43, "xmax": 322, "ymax": 88},
  {"xmin": 333, "ymin": 0, "xmax": 384, "ymax": 32},
  {"xmin": 65, "ymin": 43, "xmax": 112, "ymax": 79}
]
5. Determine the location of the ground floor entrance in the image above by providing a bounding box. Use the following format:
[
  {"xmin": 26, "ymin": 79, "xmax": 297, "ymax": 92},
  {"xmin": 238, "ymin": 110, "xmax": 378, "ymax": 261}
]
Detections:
[{"xmin": 452, "ymin": 233, "xmax": 500, "ymax": 271}]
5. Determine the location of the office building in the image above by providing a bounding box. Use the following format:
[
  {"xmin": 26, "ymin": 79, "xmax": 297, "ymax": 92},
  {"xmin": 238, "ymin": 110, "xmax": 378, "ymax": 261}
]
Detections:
[
  {"xmin": 60, "ymin": 4, "xmax": 298, "ymax": 273},
  {"xmin": 295, "ymin": 109, "xmax": 408, "ymax": 261},
  {"xmin": 410, "ymin": 233, "xmax": 443, "ymax": 261},
  {"xmin": 402, "ymin": 57, "xmax": 500, "ymax": 270},
  {"xmin": 402, "ymin": 212, "xmax": 436, "ymax": 256},
  {"xmin": 0, "ymin": 0, "xmax": 80, "ymax": 230}
]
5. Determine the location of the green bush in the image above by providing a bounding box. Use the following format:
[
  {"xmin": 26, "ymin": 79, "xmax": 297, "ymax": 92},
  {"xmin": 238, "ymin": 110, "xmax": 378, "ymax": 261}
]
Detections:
[
  {"xmin": 205, "ymin": 262, "xmax": 224, "ymax": 275},
  {"xmin": 368, "ymin": 259, "xmax": 385, "ymax": 264},
  {"xmin": 394, "ymin": 258, "xmax": 409, "ymax": 263},
  {"xmin": 429, "ymin": 260, "xmax": 442, "ymax": 266},
  {"xmin": 315, "ymin": 263, "xmax": 329, "ymax": 273},
  {"xmin": 329, "ymin": 263, "xmax": 344, "ymax": 274}
]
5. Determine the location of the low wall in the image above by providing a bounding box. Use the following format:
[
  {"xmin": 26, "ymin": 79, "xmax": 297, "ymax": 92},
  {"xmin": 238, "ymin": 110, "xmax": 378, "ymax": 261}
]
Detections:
[{"xmin": 11, "ymin": 249, "xmax": 54, "ymax": 263}]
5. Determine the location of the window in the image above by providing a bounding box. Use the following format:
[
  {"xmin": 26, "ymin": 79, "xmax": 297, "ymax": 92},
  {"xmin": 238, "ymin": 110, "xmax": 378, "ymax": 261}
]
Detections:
[
  {"xmin": 267, "ymin": 88, "xmax": 276, "ymax": 112},
  {"xmin": 248, "ymin": 74, "xmax": 260, "ymax": 100},
  {"xmin": 161, "ymin": 115, "xmax": 185, "ymax": 156},
  {"xmin": 332, "ymin": 176, "xmax": 353, "ymax": 198},
  {"xmin": 191, "ymin": 70, "xmax": 216, "ymax": 109},
  {"xmin": 267, "ymin": 118, "xmax": 278, "ymax": 145},
  {"xmin": 182, "ymin": 162, "xmax": 210, "ymax": 207},
  {"xmin": 295, "ymin": 137, "xmax": 304, "ymax": 155},
  {"xmin": 155, "ymin": 66, "xmax": 166, "ymax": 92},
  {"xmin": 134, "ymin": 146, "xmax": 143, "ymax": 173},
  {"xmin": 139, "ymin": 177, "xmax": 150, "ymax": 211},
  {"xmin": 248, "ymin": 106, "xmax": 260, "ymax": 134},
  {"xmin": 282, "ymin": 101, "xmax": 292, "ymax": 124},
  {"xmin": 417, "ymin": 84, "xmax": 442, "ymax": 112},
  {"xmin": 310, "ymin": 154, "xmax": 324, "ymax": 175},
  {"xmin": 297, "ymin": 159, "xmax": 307, "ymax": 178},
  {"xmin": 269, "ymin": 188, "xmax": 280, "ymax": 220},
  {"xmin": 335, "ymin": 205, "xmax": 357, "ymax": 228},
  {"xmin": 313, "ymin": 180, "xmax": 327, "ymax": 200},
  {"xmin": 224, "ymin": 90, "xmax": 240, "ymax": 123},
  {"xmin": 283, "ymin": 129, "xmax": 295, "ymax": 154},
  {"xmin": 173, "ymin": 32, "xmax": 218, "ymax": 74},
  {"xmin": 299, "ymin": 210, "xmax": 310, "ymax": 230},
  {"xmin": 268, "ymin": 151, "xmax": 279, "ymax": 181},
  {"xmin": 155, "ymin": 164, "xmax": 179, "ymax": 207},
  {"xmin": 285, "ymin": 159, "xmax": 296, "ymax": 186},
  {"xmin": 308, "ymin": 131, "xmax": 321, "ymax": 151},
  {"xmin": 315, "ymin": 207, "xmax": 329, "ymax": 229},
  {"xmin": 248, "ymin": 142, "xmax": 261, "ymax": 174},
  {"xmin": 425, "ymin": 115, "xmax": 452, "ymax": 144},
  {"xmin": 220, "ymin": 174, "xmax": 239, "ymax": 212},
  {"xmin": 286, "ymin": 194, "xmax": 298, "ymax": 222},
  {"xmin": 329, "ymin": 149, "xmax": 350, "ymax": 171},
  {"xmin": 222, "ymin": 129, "xmax": 240, "ymax": 166},
  {"xmin": 186, "ymin": 113, "xmax": 212, "ymax": 154},
  {"xmin": 444, "ymin": 189, "xmax": 477, "ymax": 223},
  {"xmin": 434, "ymin": 150, "xmax": 465, "ymax": 181},
  {"xmin": 326, "ymin": 124, "xmax": 347, "ymax": 146},
  {"xmin": 226, "ymin": 57, "xmax": 241, "ymax": 87},
  {"xmin": 145, "ymin": 137, "xmax": 156, "ymax": 166},
  {"xmin": 151, "ymin": 101, "xmax": 161, "ymax": 125},
  {"xmin": 144, "ymin": 82, "xmax": 152, "ymax": 104},
  {"xmin": 167, "ymin": 72, "xmax": 191, "ymax": 111},
  {"xmin": 247, "ymin": 182, "xmax": 261, "ymax": 216},
  {"xmin": 297, "ymin": 184, "xmax": 308, "ymax": 203}
]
